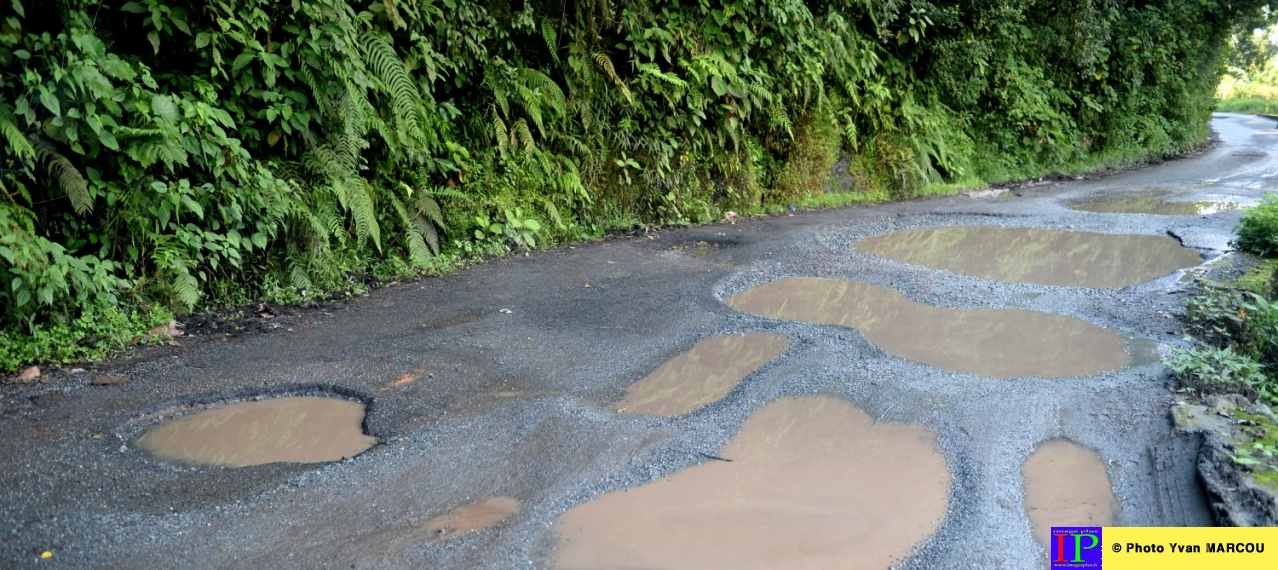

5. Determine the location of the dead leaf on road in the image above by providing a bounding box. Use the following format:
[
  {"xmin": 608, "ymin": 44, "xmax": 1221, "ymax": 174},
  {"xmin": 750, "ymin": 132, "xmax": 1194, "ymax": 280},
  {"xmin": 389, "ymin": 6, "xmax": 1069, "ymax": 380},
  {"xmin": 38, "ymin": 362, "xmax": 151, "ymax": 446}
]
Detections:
[
  {"xmin": 380, "ymin": 373, "xmax": 417, "ymax": 392},
  {"xmin": 147, "ymin": 320, "xmax": 184, "ymax": 340}
]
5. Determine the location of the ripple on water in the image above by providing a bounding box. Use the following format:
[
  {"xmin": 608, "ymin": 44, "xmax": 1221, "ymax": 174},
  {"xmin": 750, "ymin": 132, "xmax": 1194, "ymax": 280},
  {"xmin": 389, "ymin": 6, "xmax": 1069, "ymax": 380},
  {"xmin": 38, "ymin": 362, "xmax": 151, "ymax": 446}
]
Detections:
[{"xmin": 552, "ymin": 396, "xmax": 951, "ymax": 570}]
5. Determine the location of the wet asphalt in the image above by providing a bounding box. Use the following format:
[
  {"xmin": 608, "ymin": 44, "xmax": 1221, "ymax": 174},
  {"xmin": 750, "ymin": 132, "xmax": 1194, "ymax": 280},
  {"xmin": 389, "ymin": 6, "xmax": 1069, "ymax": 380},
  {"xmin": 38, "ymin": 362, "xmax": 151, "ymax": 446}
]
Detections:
[{"xmin": 3, "ymin": 113, "xmax": 1278, "ymax": 569}]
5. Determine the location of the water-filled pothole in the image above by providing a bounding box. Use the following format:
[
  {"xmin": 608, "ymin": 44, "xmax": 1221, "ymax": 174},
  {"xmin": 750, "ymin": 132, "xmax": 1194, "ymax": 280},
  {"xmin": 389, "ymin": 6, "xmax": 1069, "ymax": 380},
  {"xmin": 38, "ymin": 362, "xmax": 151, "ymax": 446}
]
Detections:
[
  {"xmin": 136, "ymin": 396, "xmax": 377, "ymax": 467},
  {"xmin": 551, "ymin": 396, "xmax": 950, "ymax": 570},
  {"xmin": 425, "ymin": 496, "xmax": 520, "ymax": 541},
  {"xmin": 852, "ymin": 227, "xmax": 1201, "ymax": 287},
  {"xmin": 615, "ymin": 332, "xmax": 789, "ymax": 416},
  {"xmin": 1068, "ymin": 195, "xmax": 1242, "ymax": 215},
  {"xmin": 1022, "ymin": 439, "xmax": 1119, "ymax": 546},
  {"xmin": 726, "ymin": 277, "xmax": 1129, "ymax": 378}
]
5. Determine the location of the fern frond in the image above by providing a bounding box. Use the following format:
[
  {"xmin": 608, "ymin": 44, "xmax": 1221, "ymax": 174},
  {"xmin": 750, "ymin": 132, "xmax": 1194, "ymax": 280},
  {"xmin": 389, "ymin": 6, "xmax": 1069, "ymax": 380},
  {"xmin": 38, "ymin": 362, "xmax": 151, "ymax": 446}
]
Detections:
[
  {"xmin": 513, "ymin": 119, "xmax": 536, "ymax": 159},
  {"xmin": 541, "ymin": 18, "xmax": 559, "ymax": 61},
  {"xmin": 288, "ymin": 256, "xmax": 314, "ymax": 290},
  {"xmin": 362, "ymin": 33, "xmax": 422, "ymax": 137},
  {"xmin": 594, "ymin": 52, "xmax": 632, "ymax": 104},
  {"xmin": 416, "ymin": 194, "xmax": 444, "ymax": 228},
  {"xmin": 0, "ymin": 105, "xmax": 35, "ymax": 164},
  {"xmin": 345, "ymin": 179, "xmax": 381, "ymax": 251},
  {"xmin": 491, "ymin": 106, "xmax": 508, "ymax": 158},
  {"xmin": 520, "ymin": 68, "xmax": 567, "ymax": 116},
  {"xmin": 414, "ymin": 216, "xmax": 439, "ymax": 254},
  {"xmin": 33, "ymin": 139, "xmax": 91, "ymax": 215}
]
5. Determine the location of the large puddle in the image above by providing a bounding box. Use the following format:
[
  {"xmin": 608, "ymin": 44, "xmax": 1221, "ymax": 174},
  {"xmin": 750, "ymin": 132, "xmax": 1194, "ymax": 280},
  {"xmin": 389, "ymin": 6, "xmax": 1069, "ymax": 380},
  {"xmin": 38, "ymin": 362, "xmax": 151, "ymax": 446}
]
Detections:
[
  {"xmin": 1069, "ymin": 195, "xmax": 1241, "ymax": 215},
  {"xmin": 615, "ymin": 332, "xmax": 790, "ymax": 416},
  {"xmin": 726, "ymin": 277, "xmax": 1130, "ymax": 378},
  {"xmin": 852, "ymin": 227, "xmax": 1201, "ymax": 287},
  {"xmin": 1022, "ymin": 439, "xmax": 1119, "ymax": 546},
  {"xmin": 551, "ymin": 396, "xmax": 950, "ymax": 570},
  {"xmin": 424, "ymin": 496, "xmax": 521, "ymax": 541},
  {"xmin": 136, "ymin": 396, "xmax": 377, "ymax": 467}
]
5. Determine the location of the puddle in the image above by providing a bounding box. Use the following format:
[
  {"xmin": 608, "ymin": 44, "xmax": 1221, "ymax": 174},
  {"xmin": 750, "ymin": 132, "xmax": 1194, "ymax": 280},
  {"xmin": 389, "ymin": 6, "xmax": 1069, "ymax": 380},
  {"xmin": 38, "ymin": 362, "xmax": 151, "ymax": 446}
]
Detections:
[
  {"xmin": 852, "ymin": 227, "xmax": 1201, "ymax": 287},
  {"xmin": 1069, "ymin": 195, "xmax": 1241, "ymax": 215},
  {"xmin": 424, "ymin": 496, "xmax": 520, "ymax": 541},
  {"xmin": 551, "ymin": 396, "xmax": 950, "ymax": 570},
  {"xmin": 726, "ymin": 277, "xmax": 1130, "ymax": 378},
  {"xmin": 615, "ymin": 332, "xmax": 789, "ymax": 416},
  {"xmin": 136, "ymin": 396, "xmax": 377, "ymax": 467},
  {"xmin": 1022, "ymin": 439, "xmax": 1119, "ymax": 546}
]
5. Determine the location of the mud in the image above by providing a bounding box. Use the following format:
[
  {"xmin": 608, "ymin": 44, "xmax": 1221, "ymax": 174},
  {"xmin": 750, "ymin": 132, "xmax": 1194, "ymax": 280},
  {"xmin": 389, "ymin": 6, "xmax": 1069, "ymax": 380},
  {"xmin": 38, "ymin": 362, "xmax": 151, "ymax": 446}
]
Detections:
[
  {"xmin": 726, "ymin": 277, "xmax": 1130, "ymax": 378},
  {"xmin": 136, "ymin": 396, "xmax": 376, "ymax": 467},
  {"xmin": 424, "ymin": 497, "xmax": 521, "ymax": 541},
  {"xmin": 852, "ymin": 227, "xmax": 1201, "ymax": 288},
  {"xmin": 1021, "ymin": 439, "xmax": 1119, "ymax": 546},
  {"xmin": 1069, "ymin": 195, "xmax": 1242, "ymax": 216},
  {"xmin": 615, "ymin": 332, "xmax": 789, "ymax": 415},
  {"xmin": 550, "ymin": 396, "xmax": 950, "ymax": 570}
]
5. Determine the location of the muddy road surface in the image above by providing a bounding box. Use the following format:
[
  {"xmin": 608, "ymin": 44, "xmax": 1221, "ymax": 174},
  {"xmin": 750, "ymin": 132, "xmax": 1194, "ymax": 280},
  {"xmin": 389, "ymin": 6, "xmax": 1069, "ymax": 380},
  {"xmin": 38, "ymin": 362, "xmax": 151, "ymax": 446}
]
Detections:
[{"xmin": 4, "ymin": 114, "xmax": 1278, "ymax": 569}]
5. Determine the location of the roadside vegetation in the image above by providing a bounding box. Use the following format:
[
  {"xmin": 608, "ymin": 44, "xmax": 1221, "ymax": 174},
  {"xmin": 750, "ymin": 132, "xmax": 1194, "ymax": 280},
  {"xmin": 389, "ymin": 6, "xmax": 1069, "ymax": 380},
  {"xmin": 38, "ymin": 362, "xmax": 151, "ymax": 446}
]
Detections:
[
  {"xmin": 1172, "ymin": 198, "xmax": 1278, "ymax": 486},
  {"xmin": 1218, "ymin": 23, "xmax": 1278, "ymax": 115},
  {"xmin": 1, "ymin": 0, "xmax": 1273, "ymax": 373}
]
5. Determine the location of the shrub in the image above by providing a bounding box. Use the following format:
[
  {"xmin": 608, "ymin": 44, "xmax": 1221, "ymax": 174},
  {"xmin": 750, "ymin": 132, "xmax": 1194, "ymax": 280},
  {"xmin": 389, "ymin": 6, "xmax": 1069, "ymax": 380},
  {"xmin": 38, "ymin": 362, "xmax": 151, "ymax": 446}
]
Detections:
[{"xmin": 1237, "ymin": 194, "xmax": 1278, "ymax": 257}]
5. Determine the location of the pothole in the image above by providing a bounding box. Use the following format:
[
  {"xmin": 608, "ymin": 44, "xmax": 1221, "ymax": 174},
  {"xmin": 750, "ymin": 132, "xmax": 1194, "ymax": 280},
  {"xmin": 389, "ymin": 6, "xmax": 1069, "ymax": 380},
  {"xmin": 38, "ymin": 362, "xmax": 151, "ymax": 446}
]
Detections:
[
  {"xmin": 424, "ymin": 496, "xmax": 520, "ymax": 541},
  {"xmin": 550, "ymin": 396, "xmax": 951, "ymax": 569},
  {"xmin": 135, "ymin": 396, "xmax": 377, "ymax": 467},
  {"xmin": 615, "ymin": 332, "xmax": 789, "ymax": 416},
  {"xmin": 1069, "ymin": 195, "xmax": 1242, "ymax": 215},
  {"xmin": 852, "ymin": 226, "xmax": 1202, "ymax": 287},
  {"xmin": 1022, "ymin": 439, "xmax": 1119, "ymax": 546},
  {"xmin": 726, "ymin": 277, "xmax": 1130, "ymax": 379}
]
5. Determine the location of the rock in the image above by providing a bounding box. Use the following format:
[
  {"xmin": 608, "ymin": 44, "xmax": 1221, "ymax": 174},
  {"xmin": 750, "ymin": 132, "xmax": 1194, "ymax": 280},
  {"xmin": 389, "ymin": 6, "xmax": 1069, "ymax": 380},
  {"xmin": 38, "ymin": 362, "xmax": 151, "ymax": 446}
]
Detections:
[
  {"xmin": 1247, "ymin": 403, "xmax": 1278, "ymax": 423},
  {"xmin": 91, "ymin": 375, "xmax": 130, "ymax": 386},
  {"xmin": 9, "ymin": 366, "xmax": 40, "ymax": 384},
  {"xmin": 1197, "ymin": 429, "xmax": 1278, "ymax": 526}
]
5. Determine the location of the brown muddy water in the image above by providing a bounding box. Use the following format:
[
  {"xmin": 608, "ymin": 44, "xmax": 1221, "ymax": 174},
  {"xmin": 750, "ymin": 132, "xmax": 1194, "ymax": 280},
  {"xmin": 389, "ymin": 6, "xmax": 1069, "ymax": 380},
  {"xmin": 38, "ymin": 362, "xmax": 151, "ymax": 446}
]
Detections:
[
  {"xmin": 135, "ymin": 396, "xmax": 376, "ymax": 467},
  {"xmin": 424, "ymin": 497, "xmax": 521, "ymax": 542},
  {"xmin": 615, "ymin": 332, "xmax": 790, "ymax": 416},
  {"xmin": 852, "ymin": 227, "xmax": 1201, "ymax": 287},
  {"xmin": 551, "ymin": 396, "xmax": 950, "ymax": 570},
  {"xmin": 1022, "ymin": 439, "xmax": 1119, "ymax": 546},
  {"xmin": 1069, "ymin": 195, "xmax": 1242, "ymax": 215},
  {"xmin": 726, "ymin": 277, "xmax": 1130, "ymax": 379}
]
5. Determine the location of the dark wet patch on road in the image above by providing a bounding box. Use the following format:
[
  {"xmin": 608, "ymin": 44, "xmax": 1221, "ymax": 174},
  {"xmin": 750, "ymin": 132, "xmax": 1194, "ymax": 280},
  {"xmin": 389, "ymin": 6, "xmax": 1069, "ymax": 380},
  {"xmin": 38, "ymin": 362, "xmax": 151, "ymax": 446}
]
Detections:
[
  {"xmin": 1069, "ymin": 195, "xmax": 1242, "ymax": 215},
  {"xmin": 425, "ymin": 496, "xmax": 521, "ymax": 541},
  {"xmin": 615, "ymin": 332, "xmax": 789, "ymax": 416},
  {"xmin": 1022, "ymin": 439, "xmax": 1119, "ymax": 546},
  {"xmin": 136, "ymin": 396, "xmax": 376, "ymax": 467},
  {"xmin": 852, "ymin": 227, "xmax": 1201, "ymax": 287},
  {"xmin": 551, "ymin": 396, "xmax": 950, "ymax": 570},
  {"xmin": 726, "ymin": 277, "xmax": 1130, "ymax": 379}
]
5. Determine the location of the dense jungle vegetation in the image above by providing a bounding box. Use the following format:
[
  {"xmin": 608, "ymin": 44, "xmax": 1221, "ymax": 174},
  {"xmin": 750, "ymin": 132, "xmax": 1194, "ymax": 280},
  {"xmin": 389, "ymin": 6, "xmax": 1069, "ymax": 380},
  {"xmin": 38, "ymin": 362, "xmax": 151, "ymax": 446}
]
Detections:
[{"xmin": 0, "ymin": 0, "xmax": 1273, "ymax": 371}]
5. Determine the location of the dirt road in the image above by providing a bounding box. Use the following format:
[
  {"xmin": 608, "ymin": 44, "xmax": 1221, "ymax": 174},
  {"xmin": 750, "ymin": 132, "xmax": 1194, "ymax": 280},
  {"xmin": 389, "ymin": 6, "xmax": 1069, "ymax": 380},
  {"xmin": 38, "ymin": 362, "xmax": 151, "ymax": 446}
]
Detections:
[{"xmin": 4, "ymin": 114, "xmax": 1276, "ymax": 569}]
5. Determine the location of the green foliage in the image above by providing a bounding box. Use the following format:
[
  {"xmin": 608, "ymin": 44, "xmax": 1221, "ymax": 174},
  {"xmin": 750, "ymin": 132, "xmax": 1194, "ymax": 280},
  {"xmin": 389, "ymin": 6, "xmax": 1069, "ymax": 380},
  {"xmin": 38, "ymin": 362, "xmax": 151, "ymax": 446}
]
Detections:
[
  {"xmin": 1, "ymin": 0, "xmax": 1270, "ymax": 372},
  {"xmin": 1165, "ymin": 341, "xmax": 1271, "ymax": 402},
  {"xmin": 1237, "ymin": 193, "xmax": 1278, "ymax": 256}
]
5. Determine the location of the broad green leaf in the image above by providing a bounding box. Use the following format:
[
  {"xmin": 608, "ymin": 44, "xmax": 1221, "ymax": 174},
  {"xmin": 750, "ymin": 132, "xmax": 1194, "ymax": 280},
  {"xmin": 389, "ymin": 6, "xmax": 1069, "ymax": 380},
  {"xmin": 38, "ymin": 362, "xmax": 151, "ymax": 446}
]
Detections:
[{"xmin": 147, "ymin": 31, "xmax": 160, "ymax": 55}]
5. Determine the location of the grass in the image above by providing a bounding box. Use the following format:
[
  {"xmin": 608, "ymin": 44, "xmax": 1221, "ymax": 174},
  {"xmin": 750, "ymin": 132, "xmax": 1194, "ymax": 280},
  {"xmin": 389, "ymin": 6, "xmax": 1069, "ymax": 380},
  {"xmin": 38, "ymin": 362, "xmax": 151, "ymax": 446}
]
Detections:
[{"xmin": 1217, "ymin": 97, "xmax": 1278, "ymax": 115}]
